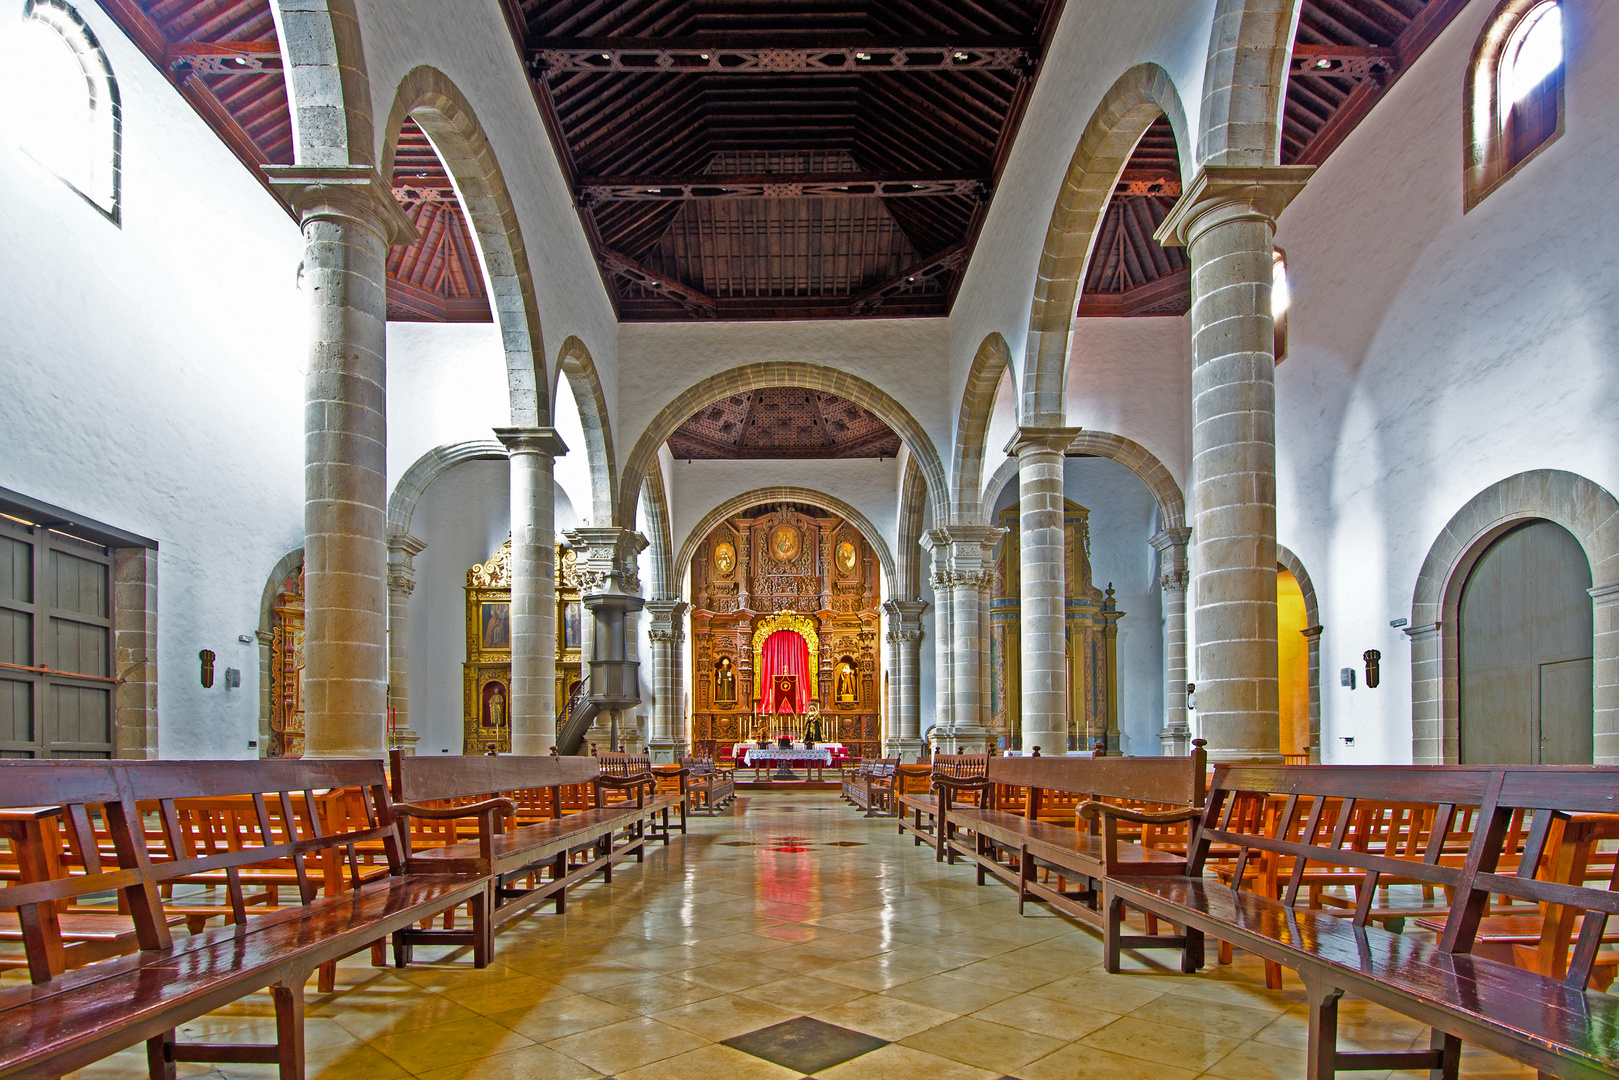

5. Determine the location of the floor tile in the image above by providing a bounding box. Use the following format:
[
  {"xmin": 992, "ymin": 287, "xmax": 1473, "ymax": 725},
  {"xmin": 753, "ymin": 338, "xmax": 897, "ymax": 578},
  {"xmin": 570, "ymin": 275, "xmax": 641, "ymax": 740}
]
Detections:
[
  {"xmin": 812, "ymin": 1041, "xmax": 999, "ymax": 1080},
  {"xmin": 899, "ymin": 1015, "xmax": 1066, "ymax": 1072},
  {"xmin": 653, "ymin": 992, "xmax": 801, "ymax": 1041},
  {"xmin": 544, "ymin": 1015, "xmax": 708, "ymax": 1075},
  {"xmin": 721, "ymin": 1016, "xmax": 888, "ymax": 1074}
]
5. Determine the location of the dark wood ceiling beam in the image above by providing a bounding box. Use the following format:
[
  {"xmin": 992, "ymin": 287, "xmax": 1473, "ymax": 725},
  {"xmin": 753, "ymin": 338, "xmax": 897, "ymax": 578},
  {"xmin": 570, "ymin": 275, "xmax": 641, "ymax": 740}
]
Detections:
[
  {"xmin": 165, "ymin": 40, "xmax": 282, "ymax": 75},
  {"xmin": 848, "ymin": 242, "xmax": 966, "ymax": 315},
  {"xmin": 528, "ymin": 36, "xmax": 1036, "ymax": 76},
  {"xmin": 1291, "ymin": 44, "xmax": 1396, "ymax": 78},
  {"xmin": 578, "ymin": 172, "xmax": 989, "ymax": 205},
  {"xmin": 1076, "ymin": 265, "xmax": 1190, "ymax": 318},
  {"xmin": 600, "ymin": 248, "xmax": 718, "ymax": 316},
  {"xmin": 386, "ymin": 276, "xmax": 493, "ymax": 323}
]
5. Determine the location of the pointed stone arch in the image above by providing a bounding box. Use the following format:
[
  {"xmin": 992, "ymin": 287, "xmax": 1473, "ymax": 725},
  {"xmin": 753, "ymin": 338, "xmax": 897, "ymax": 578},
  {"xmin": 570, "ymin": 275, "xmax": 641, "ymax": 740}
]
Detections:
[
  {"xmin": 555, "ymin": 335, "xmax": 617, "ymax": 526},
  {"xmin": 896, "ymin": 456, "xmax": 931, "ymax": 603},
  {"xmin": 1277, "ymin": 543, "xmax": 1322, "ymax": 762},
  {"xmin": 641, "ymin": 464, "xmax": 674, "ymax": 600},
  {"xmin": 618, "ymin": 363, "xmax": 948, "ymax": 530},
  {"xmin": 270, "ymin": 0, "xmax": 375, "ymax": 167},
  {"xmin": 1023, "ymin": 63, "xmax": 1189, "ymax": 424},
  {"xmin": 977, "ymin": 430, "xmax": 1185, "ymax": 533},
  {"xmin": 1409, "ymin": 470, "xmax": 1619, "ymax": 764},
  {"xmin": 1196, "ymin": 0, "xmax": 1303, "ymax": 167},
  {"xmin": 952, "ymin": 332, "xmax": 1013, "ymax": 523},
  {"xmin": 380, "ymin": 67, "xmax": 548, "ymax": 428},
  {"xmin": 675, "ymin": 488, "xmax": 897, "ymax": 598}
]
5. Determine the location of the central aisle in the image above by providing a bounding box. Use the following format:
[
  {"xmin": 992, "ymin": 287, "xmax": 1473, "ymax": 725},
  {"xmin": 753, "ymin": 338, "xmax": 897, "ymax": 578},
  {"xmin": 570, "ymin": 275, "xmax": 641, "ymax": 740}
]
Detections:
[{"xmin": 93, "ymin": 791, "xmax": 1529, "ymax": 1080}]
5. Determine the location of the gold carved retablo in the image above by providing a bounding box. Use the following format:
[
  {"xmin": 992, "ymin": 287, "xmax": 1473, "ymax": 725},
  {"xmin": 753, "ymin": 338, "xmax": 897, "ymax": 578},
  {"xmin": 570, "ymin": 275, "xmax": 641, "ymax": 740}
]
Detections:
[{"xmin": 770, "ymin": 524, "xmax": 800, "ymax": 562}]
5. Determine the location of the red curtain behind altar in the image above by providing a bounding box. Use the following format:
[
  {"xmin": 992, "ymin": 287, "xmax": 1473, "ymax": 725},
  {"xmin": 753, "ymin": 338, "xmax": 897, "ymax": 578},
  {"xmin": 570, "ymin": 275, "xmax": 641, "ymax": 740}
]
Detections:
[{"xmin": 756, "ymin": 629, "xmax": 812, "ymax": 714}]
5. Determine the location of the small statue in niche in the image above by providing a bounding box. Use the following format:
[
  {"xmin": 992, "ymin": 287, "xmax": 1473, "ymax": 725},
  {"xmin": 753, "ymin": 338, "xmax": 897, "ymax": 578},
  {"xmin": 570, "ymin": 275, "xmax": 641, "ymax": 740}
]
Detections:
[
  {"xmin": 483, "ymin": 682, "xmax": 507, "ymax": 728},
  {"xmin": 836, "ymin": 659, "xmax": 857, "ymax": 703},
  {"xmin": 714, "ymin": 656, "xmax": 736, "ymax": 704}
]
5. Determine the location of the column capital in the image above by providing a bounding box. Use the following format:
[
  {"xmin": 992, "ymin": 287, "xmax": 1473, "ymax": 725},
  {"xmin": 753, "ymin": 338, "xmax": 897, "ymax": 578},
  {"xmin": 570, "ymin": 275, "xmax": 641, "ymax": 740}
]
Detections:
[
  {"xmin": 1302, "ymin": 625, "xmax": 1325, "ymax": 641},
  {"xmin": 264, "ymin": 164, "xmax": 419, "ymax": 246},
  {"xmin": 882, "ymin": 598, "xmax": 929, "ymax": 631},
  {"xmin": 1154, "ymin": 165, "xmax": 1315, "ymax": 249},
  {"xmin": 386, "ymin": 532, "xmax": 427, "ymax": 596},
  {"xmin": 644, "ymin": 598, "xmax": 688, "ymax": 633},
  {"xmin": 924, "ymin": 525, "xmax": 1005, "ymax": 577},
  {"xmin": 1403, "ymin": 621, "xmax": 1441, "ymax": 642},
  {"xmin": 495, "ymin": 426, "xmax": 569, "ymax": 459},
  {"xmin": 1590, "ymin": 582, "xmax": 1619, "ymax": 606},
  {"xmin": 1149, "ymin": 527, "xmax": 1193, "ymax": 554},
  {"xmin": 1004, "ymin": 425, "xmax": 1082, "ymax": 457}
]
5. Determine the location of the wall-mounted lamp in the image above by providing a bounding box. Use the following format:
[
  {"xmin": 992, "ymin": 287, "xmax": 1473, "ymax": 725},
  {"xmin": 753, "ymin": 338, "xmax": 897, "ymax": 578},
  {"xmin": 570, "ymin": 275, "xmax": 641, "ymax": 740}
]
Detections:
[
  {"xmin": 1186, "ymin": 682, "xmax": 1196, "ymax": 711},
  {"xmin": 199, "ymin": 650, "xmax": 216, "ymax": 689},
  {"xmin": 224, "ymin": 667, "xmax": 241, "ymax": 690},
  {"xmin": 1364, "ymin": 649, "xmax": 1381, "ymax": 689},
  {"xmin": 1340, "ymin": 667, "xmax": 1356, "ymax": 690}
]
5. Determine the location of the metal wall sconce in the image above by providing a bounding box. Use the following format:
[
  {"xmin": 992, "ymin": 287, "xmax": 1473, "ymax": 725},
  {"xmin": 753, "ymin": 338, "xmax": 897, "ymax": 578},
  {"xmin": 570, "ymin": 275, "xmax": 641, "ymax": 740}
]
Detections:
[
  {"xmin": 224, "ymin": 667, "xmax": 241, "ymax": 690},
  {"xmin": 1364, "ymin": 649, "xmax": 1382, "ymax": 688},
  {"xmin": 199, "ymin": 649, "xmax": 216, "ymax": 689},
  {"xmin": 1186, "ymin": 682, "xmax": 1196, "ymax": 710}
]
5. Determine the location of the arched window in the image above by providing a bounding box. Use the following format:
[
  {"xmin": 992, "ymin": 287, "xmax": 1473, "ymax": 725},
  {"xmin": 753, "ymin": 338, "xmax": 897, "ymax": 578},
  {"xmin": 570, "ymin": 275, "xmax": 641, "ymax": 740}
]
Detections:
[
  {"xmin": 0, "ymin": 0, "xmax": 120, "ymax": 220},
  {"xmin": 1272, "ymin": 248, "xmax": 1290, "ymax": 363},
  {"xmin": 1465, "ymin": 0, "xmax": 1564, "ymax": 211}
]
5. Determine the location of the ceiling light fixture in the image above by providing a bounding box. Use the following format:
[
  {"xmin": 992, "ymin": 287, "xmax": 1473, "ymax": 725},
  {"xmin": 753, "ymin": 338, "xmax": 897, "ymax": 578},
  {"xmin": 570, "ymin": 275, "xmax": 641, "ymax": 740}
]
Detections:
[
  {"xmin": 855, "ymin": 52, "xmax": 870, "ymax": 60},
  {"xmin": 953, "ymin": 52, "xmax": 968, "ymax": 61},
  {"xmin": 1315, "ymin": 57, "xmax": 1332, "ymax": 68}
]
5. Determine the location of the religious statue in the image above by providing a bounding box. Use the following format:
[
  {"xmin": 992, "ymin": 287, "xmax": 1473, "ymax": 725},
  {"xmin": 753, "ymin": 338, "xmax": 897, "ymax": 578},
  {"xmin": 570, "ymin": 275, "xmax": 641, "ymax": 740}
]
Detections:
[
  {"xmin": 714, "ymin": 540, "xmax": 736, "ymax": 575},
  {"xmin": 836, "ymin": 660, "xmax": 857, "ymax": 703},
  {"xmin": 803, "ymin": 709, "xmax": 823, "ymax": 746},
  {"xmin": 714, "ymin": 656, "xmax": 736, "ymax": 703},
  {"xmin": 836, "ymin": 540, "xmax": 857, "ymax": 576},
  {"xmin": 483, "ymin": 682, "xmax": 506, "ymax": 728}
]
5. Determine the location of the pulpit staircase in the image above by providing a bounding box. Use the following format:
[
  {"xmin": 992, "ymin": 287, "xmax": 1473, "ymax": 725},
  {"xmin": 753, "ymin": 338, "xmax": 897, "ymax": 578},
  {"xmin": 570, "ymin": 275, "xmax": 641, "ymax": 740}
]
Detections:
[{"xmin": 556, "ymin": 676, "xmax": 599, "ymax": 756}]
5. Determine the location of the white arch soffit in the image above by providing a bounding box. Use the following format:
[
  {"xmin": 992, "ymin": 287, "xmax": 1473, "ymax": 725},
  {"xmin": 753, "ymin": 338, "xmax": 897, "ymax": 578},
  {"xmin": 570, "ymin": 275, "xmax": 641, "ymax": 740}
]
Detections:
[
  {"xmin": 641, "ymin": 467, "xmax": 675, "ymax": 599},
  {"xmin": 387, "ymin": 440, "xmax": 508, "ymax": 537},
  {"xmin": 896, "ymin": 456, "xmax": 931, "ymax": 601},
  {"xmin": 977, "ymin": 431, "xmax": 1187, "ymax": 532},
  {"xmin": 674, "ymin": 487, "xmax": 899, "ymax": 600},
  {"xmin": 380, "ymin": 67, "xmax": 547, "ymax": 428},
  {"xmin": 952, "ymin": 332, "xmax": 1013, "ymax": 523},
  {"xmin": 270, "ymin": 0, "xmax": 375, "ymax": 168},
  {"xmin": 1022, "ymin": 63, "xmax": 1188, "ymax": 425},
  {"xmin": 618, "ymin": 363, "xmax": 949, "ymax": 529},
  {"xmin": 556, "ymin": 335, "xmax": 617, "ymax": 526}
]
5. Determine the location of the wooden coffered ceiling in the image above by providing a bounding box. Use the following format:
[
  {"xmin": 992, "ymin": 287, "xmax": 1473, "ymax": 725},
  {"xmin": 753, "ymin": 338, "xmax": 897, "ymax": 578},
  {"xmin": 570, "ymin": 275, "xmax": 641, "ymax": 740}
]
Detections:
[
  {"xmin": 98, "ymin": 0, "xmax": 1473, "ymax": 325},
  {"xmin": 668, "ymin": 388, "xmax": 903, "ymax": 460}
]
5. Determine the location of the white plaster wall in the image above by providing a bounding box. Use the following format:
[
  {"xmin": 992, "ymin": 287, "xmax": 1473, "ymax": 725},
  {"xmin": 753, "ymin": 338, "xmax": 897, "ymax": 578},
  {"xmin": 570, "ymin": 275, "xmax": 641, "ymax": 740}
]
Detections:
[
  {"xmin": 1274, "ymin": 0, "xmax": 1619, "ymax": 763},
  {"xmin": 351, "ymin": 0, "xmax": 619, "ymax": 429},
  {"xmin": 0, "ymin": 0, "xmax": 306, "ymax": 758},
  {"xmin": 387, "ymin": 322, "xmax": 509, "ymax": 487},
  {"xmin": 1066, "ymin": 316, "xmax": 1193, "ymax": 491},
  {"xmin": 947, "ymin": 0, "xmax": 1215, "ymax": 435},
  {"xmin": 618, "ymin": 319, "xmax": 953, "ymax": 503},
  {"xmin": 990, "ymin": 457, "xmax": 1165, "ymax": 755}
]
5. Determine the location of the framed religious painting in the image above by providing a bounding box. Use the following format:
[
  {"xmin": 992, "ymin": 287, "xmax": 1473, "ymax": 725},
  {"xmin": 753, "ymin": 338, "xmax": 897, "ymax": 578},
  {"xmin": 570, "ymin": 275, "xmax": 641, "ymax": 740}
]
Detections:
[
  {"xmin": 480, "ymin": 601, "xmax": 510, "ymax": 651},
  {"xmin": 563, "ymin": 600, "xmax": 582, "ymax": 650},
  {"xmin": 465, "ymin": 538, "xmax": 513, "ymax": 753}
]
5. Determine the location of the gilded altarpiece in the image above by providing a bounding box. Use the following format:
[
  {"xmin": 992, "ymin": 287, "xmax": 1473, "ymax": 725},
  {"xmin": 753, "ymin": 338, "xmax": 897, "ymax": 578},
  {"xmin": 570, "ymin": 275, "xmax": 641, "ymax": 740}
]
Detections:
[
  {"xmin": 991, "ymin": 500, "xmax": 1124, "ymax": 752},
  {"xmin": 690, "ymin": 504, "xmax": 882, "ymax": 759},
  {"xmin": 268, "ymin": 567, "xmax": 305, "ymax": 758},
  {"xmin": 462, "ymin": 538, "xmax": 583, "ymax": 754}
]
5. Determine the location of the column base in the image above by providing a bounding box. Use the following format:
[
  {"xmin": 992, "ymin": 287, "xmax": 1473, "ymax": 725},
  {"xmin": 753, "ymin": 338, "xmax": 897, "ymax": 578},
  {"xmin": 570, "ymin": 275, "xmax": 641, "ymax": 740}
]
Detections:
[
  {"xmin": 648, "ymin": 738, "xmax": 687, "ymax": 764},
  {"xmin": 386, "ymin": 728, "xmax": 420, "ymax": 756},
  {"xmin": 884, "ymin": 737, "xmax": 924, "ymax": 763},
  {"xmin": 1203, "ymin": 747, "xmax": 1286, "ymax": 765},
  {"xmin": 1157, "ymin": 727, "xmax": 1191, "ymax": 757},
  {"xmin": 939, "ymin": 726, "xmax": 993, "ymax": 755}
]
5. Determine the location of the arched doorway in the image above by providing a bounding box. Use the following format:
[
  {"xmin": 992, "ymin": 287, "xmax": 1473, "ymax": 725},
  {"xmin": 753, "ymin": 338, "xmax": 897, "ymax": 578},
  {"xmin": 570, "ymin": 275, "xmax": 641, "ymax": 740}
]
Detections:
[
  {"xmin": 1459, "ymin": 519, "xmax": 1593, "ymax": 763},
  {"xmin": 1278, "ymin": 568, "xmax": 1310, "ymax": 758}
]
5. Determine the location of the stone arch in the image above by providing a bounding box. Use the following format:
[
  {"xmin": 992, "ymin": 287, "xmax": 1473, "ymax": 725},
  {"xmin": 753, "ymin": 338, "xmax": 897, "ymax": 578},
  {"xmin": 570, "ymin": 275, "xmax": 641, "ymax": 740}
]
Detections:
[
  {"xmin": 1195, "ymin": 0, "xmax": 1303, "ymax": 167},
  {"xmin": 641, "ymin": 465, "xmax": 675, "ymax": 600},
  {"xmin": 1409, "ymin": 470, "xmax": 1619, "ymax": 764},
  {"xmin": 896, "ymin": 456, "xmax": 931, "ymax": 602},
  {"xmin": 555, "ymin": 335, "xmax": 617, "ymax": 526},
  {"xmin": 675, "ymin": 488, "xmax": 898, "ymax": 599},
  {"xmin": 978, "ymin": 430, "xmax": 1186, "ymax": 532},
  {"xmin": 381, "ymin": 67, "xmax": 548, "ymax": 427},
  {"xmin": 387, "ymin": 440, "xmax": 507, "ymax": 539},
  {"xmin": 952, "ymin": 333, "xmax": 1013, "ymax": 522},
  {"xmin": 270, "ymin": 0, "xmax": 375, "ymax": 167},
  {"xmin": 1023, "ymin": 63, "xmax": 1188, "ymax": 424},
  {"xmin": 1277, "ymin": 543, "xmax": 1322, "ymax": 762},
  {"xmin": 618, "ymin": 364, "xmax": 949, "ymax": 530}
]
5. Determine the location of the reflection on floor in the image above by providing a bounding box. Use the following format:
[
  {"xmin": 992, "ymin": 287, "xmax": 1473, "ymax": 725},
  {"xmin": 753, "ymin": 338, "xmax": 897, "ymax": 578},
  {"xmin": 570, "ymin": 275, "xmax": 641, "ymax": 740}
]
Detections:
[{"xmin": 65, "ymin": 791, "xmax": 1535, "ymax": 1079}]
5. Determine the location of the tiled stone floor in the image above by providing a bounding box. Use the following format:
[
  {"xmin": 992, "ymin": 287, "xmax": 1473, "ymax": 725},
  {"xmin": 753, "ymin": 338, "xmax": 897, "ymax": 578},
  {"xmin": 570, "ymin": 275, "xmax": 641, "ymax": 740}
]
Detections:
[{"xmin": 66, "ymin": 791, "xmax": 1538, "ymax": 1079}]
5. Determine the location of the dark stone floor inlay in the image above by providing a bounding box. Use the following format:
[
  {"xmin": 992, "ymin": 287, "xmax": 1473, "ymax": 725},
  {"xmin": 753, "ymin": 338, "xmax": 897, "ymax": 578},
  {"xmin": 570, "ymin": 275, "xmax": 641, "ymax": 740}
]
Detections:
[{"xmin": 721, "ymin": 1016, "xmax": 888, "ymax": 1074}]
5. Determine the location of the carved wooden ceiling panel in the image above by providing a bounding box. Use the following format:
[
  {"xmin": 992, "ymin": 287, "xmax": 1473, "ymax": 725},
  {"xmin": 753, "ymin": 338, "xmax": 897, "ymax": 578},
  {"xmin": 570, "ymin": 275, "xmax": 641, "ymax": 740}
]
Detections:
[{"xmin": 668, "ymin": 388, "xmax": 902, "ymax": 460}]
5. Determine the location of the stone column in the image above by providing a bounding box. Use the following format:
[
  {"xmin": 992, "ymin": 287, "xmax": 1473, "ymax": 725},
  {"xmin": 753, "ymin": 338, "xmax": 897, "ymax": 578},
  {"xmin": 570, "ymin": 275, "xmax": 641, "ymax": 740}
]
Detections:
[
  {"xmin": 1591, "ymin": 583, "xmax": 1619, "ymax": 765},
  {"xmin": 922, "ymin": 534, "xmax": 953, "ymax": 751},
  {"xmin": 497, "ymin": 428, "xmax": 568, "ymax": 755},
  {"xmin": 385, "ymin": 534, "xmax": 425, "ymax": 755},
  {"xmin": 645, "ymin": 599, "xmax": 688, "ymax": 763},
  {"xmin": 1152, "ymin": 528, "xmax": 1192, "ymax": 756},
  {"xmin": 1007, "ymin": 428, "xmax": 1080, "ymax": 755},
  {"xmin": 268, "ymin": 166, "xmax": 415, "ymax": 759},
  {"xmin": 926, "ymin": 526, "xmax": 1002, "ymax": 754},
  {"xmin": 1406, "ymin": 621, "xmax": 1445, "ymax": 764},
  {"xmin": 1156, "ymin": 166, "xmax": 1312, "ymax": 764},
  {"xmin": 883, "ymin": 599, "xmax": 927, "ymax": 760},
  {"xmin": 1303, "ymin": 625, "xmax": 1323, "ymax": 763}
]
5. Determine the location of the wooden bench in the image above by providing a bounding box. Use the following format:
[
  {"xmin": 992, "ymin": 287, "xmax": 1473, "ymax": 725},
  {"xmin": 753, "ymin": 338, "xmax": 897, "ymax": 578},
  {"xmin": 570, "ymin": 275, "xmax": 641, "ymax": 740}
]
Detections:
[
  {"xmin": 895, "ymin": 754, "xmax": 988, "ymax": 848},
  {"xmin": 935, "ymin": 746, "xmax": 1207, "ymax": 967},
  {"xmin": 598, "ymin": 752, "xmax": 688, "ymax": 841},
  {"xmin": 1097, "ymin": 764, "xmax": 1619, "ymax": 1080},
  {"xmin": 841, "ymin": 758, "xmax": 898, "ymax": 817},
  {"xmin": 390, "ymin": 752, "xmax": 677, "ymax": 961},
  {"xmin": 0, "ymin": 758, "xmax": 499, "ymax": 1080},
  {"xmin": 680, "ymin": 756, "xmax": 734, "ymax": 814}
]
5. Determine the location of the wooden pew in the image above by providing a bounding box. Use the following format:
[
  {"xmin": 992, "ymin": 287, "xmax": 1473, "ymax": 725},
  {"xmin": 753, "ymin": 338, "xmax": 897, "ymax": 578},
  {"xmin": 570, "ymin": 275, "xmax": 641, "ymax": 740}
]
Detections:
[
  {"xmin": 0, "ymin": 758, "xmax": 499, "ymax": 1080},
  {"xmin": 597, "ymin": 752, "xmax": 688, "ymax": 842},
  {"xmin": 1097, "ymin": 764, "xmax": 1619, "ymax": 1080},
  {"xmin": 895, "ymin": 754, "xmax": 988, "ymax": 851},
  {"xmin": 680, "ymin": 756, "xmax": 734, "ymax": 814},
  {"xmin": 933, "ymin": 746, "xmax": 1207, "ymax": 967},
  {"xmin": 841, "ymin": 758, "xmax": 898, "ymax": 817},
  {"xmin": 391, "ymin": 752, "xmax": 681, "ymax": 960}
]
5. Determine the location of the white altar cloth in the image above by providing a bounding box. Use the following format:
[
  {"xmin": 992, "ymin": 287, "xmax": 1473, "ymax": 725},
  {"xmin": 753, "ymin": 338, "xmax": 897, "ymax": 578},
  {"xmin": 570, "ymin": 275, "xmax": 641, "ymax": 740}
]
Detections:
[{"xmin": 741, "ymin": 746, "xmax": 833, "ymax": 766}]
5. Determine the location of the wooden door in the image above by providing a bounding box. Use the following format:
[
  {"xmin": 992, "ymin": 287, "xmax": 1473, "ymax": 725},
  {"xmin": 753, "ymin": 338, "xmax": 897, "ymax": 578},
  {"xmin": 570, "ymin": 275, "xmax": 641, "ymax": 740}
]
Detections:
[{"xmin": 1459, "ymin": 520, "xmax": 1593, "ymax": 764}]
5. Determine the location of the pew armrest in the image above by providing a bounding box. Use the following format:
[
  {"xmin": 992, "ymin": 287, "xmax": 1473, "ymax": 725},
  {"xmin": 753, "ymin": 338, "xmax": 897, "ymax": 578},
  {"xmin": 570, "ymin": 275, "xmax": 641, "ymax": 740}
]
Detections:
[
  {"xmin": 395, "ymin": 798, "xmax": 516, "ymax": 820},
  {"xmin": 1076, "ymin": 801, "xmax": 1201, "ymax": 826}
]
